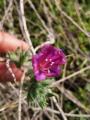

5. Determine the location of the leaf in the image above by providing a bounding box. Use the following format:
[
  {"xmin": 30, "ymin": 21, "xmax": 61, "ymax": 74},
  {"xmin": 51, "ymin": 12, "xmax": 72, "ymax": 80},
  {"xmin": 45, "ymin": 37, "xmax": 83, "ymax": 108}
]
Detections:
[
  {"xmin": 7, "ymin": 48, "xmax": 28, "ymax": 68},
  {"xmin": 27, "ymin": 78, "xmax": 55, "ymax": 108}
]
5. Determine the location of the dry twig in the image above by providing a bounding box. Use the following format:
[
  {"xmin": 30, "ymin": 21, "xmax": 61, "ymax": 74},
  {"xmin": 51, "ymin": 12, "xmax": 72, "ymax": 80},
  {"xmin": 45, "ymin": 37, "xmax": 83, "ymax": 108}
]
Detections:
[{"xmin": 51, "ymin": 66, "xmax": 90, "ymax": 87}]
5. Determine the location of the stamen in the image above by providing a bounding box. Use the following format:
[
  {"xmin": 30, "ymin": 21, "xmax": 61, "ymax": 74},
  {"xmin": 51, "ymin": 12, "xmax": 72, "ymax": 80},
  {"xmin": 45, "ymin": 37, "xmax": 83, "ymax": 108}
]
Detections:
[
  {"xmin": 50, "ymin": 62, "xmax": 54, "ymax": 66},
  {"xmin": 45, "ymin": 58, "xmax": 48, "ymax": 62}
]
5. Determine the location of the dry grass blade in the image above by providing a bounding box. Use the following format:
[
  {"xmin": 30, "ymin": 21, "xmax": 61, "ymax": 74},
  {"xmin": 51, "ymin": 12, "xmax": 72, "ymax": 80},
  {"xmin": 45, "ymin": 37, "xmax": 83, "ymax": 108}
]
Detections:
[
  {"xmin": 18, "ymin": 70, "xmax": 26, "ymax": 120},
  {"xmin": 52, "ymin": 97, "xmax": 68, "ymax": 120},
  {"xmin": 57, "ymin": 86, "xmax": 89, "ymax": 113},
  {"xmin": 51, "ymin": 66, "xmax": 90, "ymax": 87},
  {"xmin": 19, "ymin": 0, "xmax": 35, "ymax": 54}
]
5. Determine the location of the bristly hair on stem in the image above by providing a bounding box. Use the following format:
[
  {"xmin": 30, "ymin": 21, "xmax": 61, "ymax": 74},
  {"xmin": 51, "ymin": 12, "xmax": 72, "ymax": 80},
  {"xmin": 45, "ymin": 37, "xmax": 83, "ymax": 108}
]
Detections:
[
  {"xmin": 27, "ymin": 78, "xmax": 55, "ymax": 109},
  {"xmin": 7, "ymin": 48, "xmax": 28, "ymax": 68}
]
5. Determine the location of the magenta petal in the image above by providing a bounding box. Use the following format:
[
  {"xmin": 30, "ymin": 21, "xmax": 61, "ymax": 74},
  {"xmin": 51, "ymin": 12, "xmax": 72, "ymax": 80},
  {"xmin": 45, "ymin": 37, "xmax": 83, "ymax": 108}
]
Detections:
[
  {"xmin": 46, "ymin": 66, "xmax": 61, "ymax": 77},
  {"xmin": 35, "ymin": 72, "xmax": 46, "ymax": 81},
  {"xmin": 32, "ymin": 55, "xmax": 46, "ymax": 81},
  {"xmin": 32, "ymin": 44, "xmax": 66, "ymax": 81},
  {"xmin": 40, "ymin": 45, "xmax": 66, "ymax": 65}
]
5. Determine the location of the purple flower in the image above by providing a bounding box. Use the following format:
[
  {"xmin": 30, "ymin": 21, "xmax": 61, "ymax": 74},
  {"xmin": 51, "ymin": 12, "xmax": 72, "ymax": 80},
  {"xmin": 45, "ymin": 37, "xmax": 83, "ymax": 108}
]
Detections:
[{"xmin": 32, "ymin": 44, "xmax": 66, "ymax": 81}]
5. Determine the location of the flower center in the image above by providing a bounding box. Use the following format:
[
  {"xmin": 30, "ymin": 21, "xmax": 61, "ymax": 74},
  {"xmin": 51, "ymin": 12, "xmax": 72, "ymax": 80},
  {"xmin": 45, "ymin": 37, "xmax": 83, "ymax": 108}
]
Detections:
[{"xmin": 39, "ymin": 58, "xmax": 55, "ymax": 74}]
